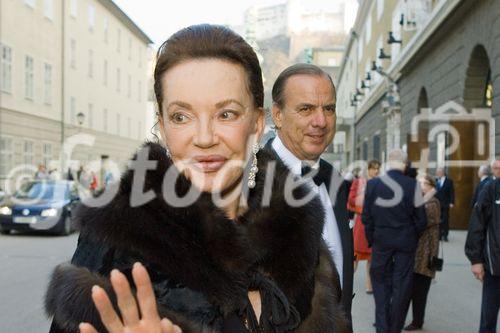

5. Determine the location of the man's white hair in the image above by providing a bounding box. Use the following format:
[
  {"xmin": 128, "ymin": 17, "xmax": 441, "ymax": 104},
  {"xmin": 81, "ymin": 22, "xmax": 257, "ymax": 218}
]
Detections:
[
  {"xmin": 490, "ymin": 158, "xmax": 500, "ymax": 168},
  {"xmin": 387, "ymin": 149, "xmax": 408, "ymax": 171},
  {"xmin": 479, "ymin": 164, "xmax": 490, "ymax": 176}
]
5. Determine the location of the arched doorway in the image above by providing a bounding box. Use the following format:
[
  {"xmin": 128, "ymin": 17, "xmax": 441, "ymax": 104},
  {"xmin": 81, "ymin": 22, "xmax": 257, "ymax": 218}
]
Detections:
[
  {"xmin": 407, "ymin": 88, "xmax": 430, "ymax": 168},
  {"xmin": 448, "ymin": 44, "xmax": 492, "ymax": 229}
]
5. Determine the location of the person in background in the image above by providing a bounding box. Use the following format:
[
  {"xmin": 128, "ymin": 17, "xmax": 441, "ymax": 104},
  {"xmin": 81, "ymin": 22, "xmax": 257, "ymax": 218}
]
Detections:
[
  {"xmin": 435, "ymin": 168, "xmax": 454, "ymax": 242},
  {"xmin": 472, "ymin": 164, "xmax": 492, "ymax": 207},
  {"xmin": 404, "ymin": 174, "xmax": 441, "ymax": 331},
  {"xmin": 466, "ymin": 158, "xmax": 500, "ymax": 333},
  {"xmin": 103, "ymin": 169, "xmax": 115, "ymax": 188},
  {"xmin": 35, "ymin": 164, "xmax": 49, "ymax": 180},
  {"xmin": 362, "ymin": 149, "xmax": 427, "ymax": 333},
  {"xmin": 89, "ymin": 171, "xmax": 98, "ymax": 195},
  {"xmin": 348, "ymin": 159, "xmax": 380, "ymax": 294},
  {"xmin": 344, "ymin": 170, "xmax": 356, "ymax": 223},
  {"xmin": 492, "ymin": 159, "xmax": 500, "ymax": 180},
  {"xmin": 66, "ymin": 167, "xmax": 75, "ymax": 181},
  {"xmin": 266, "ymin": 63, "xmax": 354, "ymax": 328},
  {"xmin": 77, "ymin": 166, "xmax": 84, "ymax": 182}
]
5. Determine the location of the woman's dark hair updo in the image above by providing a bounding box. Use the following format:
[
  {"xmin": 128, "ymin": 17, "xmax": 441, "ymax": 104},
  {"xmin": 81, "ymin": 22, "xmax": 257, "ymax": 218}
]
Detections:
[{"xmin": 154, "ymin": 24, "xmax": 264, "ymax": 116}]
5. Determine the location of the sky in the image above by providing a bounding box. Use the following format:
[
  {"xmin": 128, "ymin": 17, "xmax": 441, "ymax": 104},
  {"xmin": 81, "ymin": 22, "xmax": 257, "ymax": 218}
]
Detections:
[{"xmin": 113, "ymin": 0, "xmax": 358, "ymax": 49}]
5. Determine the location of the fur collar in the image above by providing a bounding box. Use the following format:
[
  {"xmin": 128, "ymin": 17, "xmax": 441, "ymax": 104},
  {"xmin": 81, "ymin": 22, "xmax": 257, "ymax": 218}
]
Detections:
[
  {"xmin": 74, "ymin": 142, "xmax": 326, "ymax": 315},
  {"xmin": 46, "ymin": 142, "xmax": 350, "ymax": 332}
]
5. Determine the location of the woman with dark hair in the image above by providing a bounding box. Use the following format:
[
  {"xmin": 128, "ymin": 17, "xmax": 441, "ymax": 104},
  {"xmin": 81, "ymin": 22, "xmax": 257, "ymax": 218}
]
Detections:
[{"xmin": 45, "ymin": 24, "xmax": 348, "ymax": 333}]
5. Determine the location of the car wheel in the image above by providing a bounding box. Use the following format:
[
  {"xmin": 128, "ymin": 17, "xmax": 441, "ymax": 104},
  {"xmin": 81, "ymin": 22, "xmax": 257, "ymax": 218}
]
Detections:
[
  {"xmin": 0, "ymin": 229, "xmax": 10, "ymax": 235},
  {"xmin": 59, "ymin": 215, "xmax": 72, "ymax": 236}
]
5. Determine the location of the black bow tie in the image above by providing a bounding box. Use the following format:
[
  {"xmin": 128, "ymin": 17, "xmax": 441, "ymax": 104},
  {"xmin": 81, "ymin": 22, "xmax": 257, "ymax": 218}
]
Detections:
[{"xmin": 301, "ymin": 164, "xmax": 328, "ymax": 187}]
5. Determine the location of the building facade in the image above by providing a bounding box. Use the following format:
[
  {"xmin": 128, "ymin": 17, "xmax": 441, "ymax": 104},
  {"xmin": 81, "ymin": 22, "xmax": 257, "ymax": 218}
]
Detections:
[
  {"xmin": 337, "ymin": 0, "xmax": 499, "ymax": 229},
  {"xmin": 0, "ymin": 0, "xmax": 152, "ymax": 187}
]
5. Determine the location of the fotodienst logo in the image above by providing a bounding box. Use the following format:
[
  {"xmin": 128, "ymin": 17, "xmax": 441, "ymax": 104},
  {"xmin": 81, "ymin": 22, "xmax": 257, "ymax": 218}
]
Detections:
[{"xmin": 410, "ymin": 100, "xmax": 494, "ymax": 169}]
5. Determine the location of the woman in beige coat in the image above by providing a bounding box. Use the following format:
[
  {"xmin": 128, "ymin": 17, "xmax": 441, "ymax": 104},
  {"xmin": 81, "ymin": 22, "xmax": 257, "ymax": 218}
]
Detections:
[{"xmin": 404, "ymin": 174, "xmax": 441, "ymax": 331}]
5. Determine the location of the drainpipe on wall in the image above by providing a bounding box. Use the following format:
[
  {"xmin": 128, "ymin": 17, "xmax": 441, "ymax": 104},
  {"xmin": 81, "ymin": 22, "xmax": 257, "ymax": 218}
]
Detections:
[
  {"xmin": 60, "ymin": 0, "xmax": 66, "ymax": 175},
  {"xmin": 351, "ymin": 31, "xmax": 358, "ymax": 164}
]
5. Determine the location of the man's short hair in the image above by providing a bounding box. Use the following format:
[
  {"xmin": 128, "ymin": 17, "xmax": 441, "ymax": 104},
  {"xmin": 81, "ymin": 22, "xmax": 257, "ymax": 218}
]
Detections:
[
  {"xmin": 272, "ymin": 63, "xmax": 335, "ymax": 108},
  {"xmin": 367, "ymin": 160, "xmax": 381, "ymax": 170}
]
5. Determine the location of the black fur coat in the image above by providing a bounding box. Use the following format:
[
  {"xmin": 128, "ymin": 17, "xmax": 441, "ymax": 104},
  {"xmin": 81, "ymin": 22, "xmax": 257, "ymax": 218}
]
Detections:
[{"xmin": 45, "ymin": 142, "xmax": 348, "ymax": 333}]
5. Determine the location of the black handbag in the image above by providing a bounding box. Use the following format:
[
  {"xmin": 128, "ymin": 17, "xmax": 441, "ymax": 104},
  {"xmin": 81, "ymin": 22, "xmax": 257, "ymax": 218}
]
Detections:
[{"xmin": 428, "ymin": 239, "xmax": 444, "ymax": 271}]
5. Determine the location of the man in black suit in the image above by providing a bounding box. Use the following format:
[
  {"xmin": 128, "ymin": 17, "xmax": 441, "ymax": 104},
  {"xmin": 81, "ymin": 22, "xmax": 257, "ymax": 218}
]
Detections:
[
  {"xmin": 471, "ymin": 164, "xmax": 492, "ymax": 207},
  {"xmin": 435, "ymin": 168, "xmax": 455, "ymax": 241},
  {"xmin": 362, "ymin": 149, "xmax": 427, "ymax": 333},
  {"xmin": 264, "ymin": 63, "xmax": 354, "ymax": 330}
]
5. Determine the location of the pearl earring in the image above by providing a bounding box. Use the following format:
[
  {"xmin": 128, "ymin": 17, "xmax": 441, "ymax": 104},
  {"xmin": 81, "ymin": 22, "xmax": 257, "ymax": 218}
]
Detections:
[{"xmin": 247, "ymin": 143, "xmax": 259, "ymax": 189}]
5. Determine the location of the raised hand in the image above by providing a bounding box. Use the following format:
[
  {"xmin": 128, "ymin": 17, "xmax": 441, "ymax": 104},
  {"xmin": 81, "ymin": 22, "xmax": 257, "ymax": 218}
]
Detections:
[{"xmin": 79, "ymin": 262, "xmax": 182, "ymax": 333}]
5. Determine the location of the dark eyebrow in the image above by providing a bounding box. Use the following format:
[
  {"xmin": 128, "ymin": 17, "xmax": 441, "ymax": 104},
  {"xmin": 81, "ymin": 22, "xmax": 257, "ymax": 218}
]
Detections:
[
  {"xmin": 323, "ymin": 103, "xmax": 336, "ymax": 109},
  {"xmin": 296, "ymin": 103, "xmax": 316, "ymax": 109},
  {"xmin": 166, "ymin": 101, "xmax": 192, "ymax": 111},
  {"xmin": 215, "ymin": 99, "xmax": 245, "ymax": 109}
]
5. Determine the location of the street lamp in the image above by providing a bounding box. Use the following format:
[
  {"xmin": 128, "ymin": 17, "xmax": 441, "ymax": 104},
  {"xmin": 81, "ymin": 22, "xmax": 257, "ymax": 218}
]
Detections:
[{"xmin": 379, "ymin": 48, "xmax": 391, "ymax": 60}]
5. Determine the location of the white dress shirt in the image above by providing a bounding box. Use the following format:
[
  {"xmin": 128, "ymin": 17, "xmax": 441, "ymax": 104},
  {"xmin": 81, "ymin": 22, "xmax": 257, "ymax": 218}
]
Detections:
[
  {"xmin": 272, "ymin": 136, "xmax": 344, "ymax": 288},
  {"xmin": 438, "ymin": 176, "xmax": 446, "ymax": 188}
]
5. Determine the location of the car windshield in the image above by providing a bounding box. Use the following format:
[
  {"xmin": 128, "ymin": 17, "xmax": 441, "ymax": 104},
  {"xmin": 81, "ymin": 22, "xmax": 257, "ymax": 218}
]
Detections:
[{"xmin": 13, "ymin": 182, "xmax": 69, "ymax": 201}]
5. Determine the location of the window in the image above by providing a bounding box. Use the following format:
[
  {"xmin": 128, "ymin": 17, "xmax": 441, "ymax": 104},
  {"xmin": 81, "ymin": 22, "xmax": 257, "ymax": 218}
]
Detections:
[
  {"xmin": 138, "ymin": 81, "xmax": 142, "ymax": 102},
  {"xmin": 104, "ymin": 17, "xmax": 109, "ymax": 43},
  {"xmin": 377, "ymin": 0, "xmax": 384, "ymax": 20},
  {"xmin": 485, "ymin": 70, "xmax": 493, "ymax": 107},
  {"xmin": 88, "ymin": 49, "xmax": 93, "ymax": 78},
  {"xmin": 117, "ymin": 29, "xmax": 121, "ymax": 52},
  {"xmin": 138, "ymin": 45, "xmax": 142, "ymax": 67},
  {"xmin": 44, "ymin": 63, "xmax": 52, "ymax": 105},
  {"xmin": 0, "ymin": 137, "xmax": 13, "ymax": 177},
  {"xmin": 88, "ymin": 5, "xmax": 95, "ymax": 30},
  {"xmin": 42, "ymin": 143, "xmax": 52, "ymax": 168},
  {"xmin": 88, "ymin": 103, "xmax": 93, "ymax": 128},
  {"xmin": 116, "ymin": 114, "xmax": 121, "ymax": 136},
  {"xmin": 44, "ymin": 0, "xmax": 53, "ymax": 20},
  {"xmin": 127, "ymin": 75, "xmax": 131, "ymax": 97},
  {"xmin": 70, "ymin": 39, "xmax": 76, "ymax": 68},
  {"xmin": 24, "ymin": 140, "xmax": 34, "ymax": 166},
  {"xmin": 327, "ymin": 58, "xmax": 337, "ymax": 66},
  {"xmin": 25, "ymin": 55, "xmax": 34, "ymax": 100},
  {"xmin": 70, "ymin": 97, "xmax": 76, "ymax": 124},
  {"xmin": 116, "ymin": 68, "xmax": 121, "ymax": 92},
  {"xmin": 102, "ymin": 60, "xmax": 108, "ymax": 86},
  {"xmin": 70, "ymin": 0, "xmax": 77, "ymax": 17},
  {"xmin": 373, "ymin": 134, "xmax": 381, "ymax": 160},
  {"xmin": 137, "ymin": 121, "xmax": 142, "ymax": 140},
  {"xmin": 1, "ymin": 44, "xmax": 12, "ymax": 93},
  {"xmin": 362, "ymin": 140, "xmax": 368, "ymax": 161},
  {"xmin": 128, "ymin": 37, "xmax": 132, "ymax": 60},
  {"xmin": 103, "ymin": 108, "xmax": 108, "ymax": 132},
  {"xmin": 25, "ymin": 0, "xmax": 35, "ymax": 8}
]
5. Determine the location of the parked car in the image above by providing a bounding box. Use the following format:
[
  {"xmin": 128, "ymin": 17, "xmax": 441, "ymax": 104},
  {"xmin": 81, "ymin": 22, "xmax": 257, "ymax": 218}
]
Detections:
[{"xmin": 0, "ymin": 180, "xmax": 80, "ymax": 235}]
